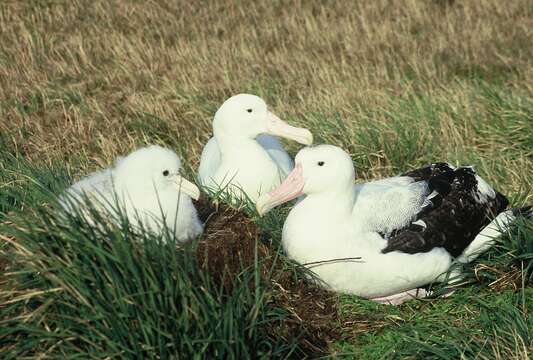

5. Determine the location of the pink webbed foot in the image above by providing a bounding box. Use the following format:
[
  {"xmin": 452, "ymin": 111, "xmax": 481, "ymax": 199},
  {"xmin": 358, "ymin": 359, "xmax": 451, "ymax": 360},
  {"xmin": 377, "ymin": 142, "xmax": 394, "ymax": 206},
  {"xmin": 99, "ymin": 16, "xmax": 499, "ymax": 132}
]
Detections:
[{"xmin": 369, "ymin": 288, "xmax": 430, "ymax": 305}]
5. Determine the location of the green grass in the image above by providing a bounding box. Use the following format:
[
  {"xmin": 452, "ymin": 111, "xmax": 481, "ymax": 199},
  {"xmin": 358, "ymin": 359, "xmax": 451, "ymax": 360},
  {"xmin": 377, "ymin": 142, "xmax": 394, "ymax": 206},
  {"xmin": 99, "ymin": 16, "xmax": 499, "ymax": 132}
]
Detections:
[
  {"xmin": 334, "ymin": 290, "xmax": 532, "ymax": 359},
  {"xmin": 0, "ymin": 139, "xmax": 70, "ymax": 219}
]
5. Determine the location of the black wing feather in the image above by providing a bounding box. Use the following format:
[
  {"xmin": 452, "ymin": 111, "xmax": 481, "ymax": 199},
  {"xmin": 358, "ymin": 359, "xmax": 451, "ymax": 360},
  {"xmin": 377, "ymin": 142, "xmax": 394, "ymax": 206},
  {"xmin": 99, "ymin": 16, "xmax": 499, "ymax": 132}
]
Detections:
[
  {"xmin": 401, "ymin": 162, "xmax": 455, "ymax": 181},
  {"xmin": 382, "ymin": 165, "xmax": 508, "ymax": 256}
]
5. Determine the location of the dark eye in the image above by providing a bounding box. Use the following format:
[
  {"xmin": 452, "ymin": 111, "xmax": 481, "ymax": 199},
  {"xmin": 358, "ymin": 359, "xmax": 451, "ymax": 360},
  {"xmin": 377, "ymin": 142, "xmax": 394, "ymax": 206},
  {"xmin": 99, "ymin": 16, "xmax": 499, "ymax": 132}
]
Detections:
[
  {"xmin": 246, "ymin": 108, "xmax": 253, "ymax": 113},
  {"xmin": 317, "ymin": 161, "xmax": 325, "ymax": 166},
  {"xmin": 162, "ymin": 170, "xmax": 170, "ymax": 176}
]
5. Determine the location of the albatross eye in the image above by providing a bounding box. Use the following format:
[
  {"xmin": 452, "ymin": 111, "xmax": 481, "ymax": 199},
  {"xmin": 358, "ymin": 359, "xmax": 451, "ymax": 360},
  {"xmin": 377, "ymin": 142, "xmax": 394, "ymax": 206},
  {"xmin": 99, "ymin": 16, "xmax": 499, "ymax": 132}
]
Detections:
[
  {"xmin": 317, "ymin": 161, "xmax": 325, "ymax": 167},
  {"xmin": 162, "ymin": 170, "xmax": 170, "ymax": 176},
  {"xmin": 246, "ymin": 108, "xmax": 253, "ymax": 113}
]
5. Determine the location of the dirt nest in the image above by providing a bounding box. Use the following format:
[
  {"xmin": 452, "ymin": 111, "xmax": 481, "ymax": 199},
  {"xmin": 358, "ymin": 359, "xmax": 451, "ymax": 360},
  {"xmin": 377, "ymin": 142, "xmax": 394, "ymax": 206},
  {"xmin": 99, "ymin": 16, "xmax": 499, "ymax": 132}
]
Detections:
[{"xmin": 194, "ymin": 199, "xmax": 363, "ymax": 355}]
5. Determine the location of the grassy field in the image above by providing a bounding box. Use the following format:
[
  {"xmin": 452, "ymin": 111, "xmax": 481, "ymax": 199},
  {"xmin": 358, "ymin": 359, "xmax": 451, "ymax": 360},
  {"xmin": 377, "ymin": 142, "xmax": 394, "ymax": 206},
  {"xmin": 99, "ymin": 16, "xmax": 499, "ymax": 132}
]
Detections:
[{"xmin": 1, "ymin": 0, "xmax": 532, "ymax": 358}]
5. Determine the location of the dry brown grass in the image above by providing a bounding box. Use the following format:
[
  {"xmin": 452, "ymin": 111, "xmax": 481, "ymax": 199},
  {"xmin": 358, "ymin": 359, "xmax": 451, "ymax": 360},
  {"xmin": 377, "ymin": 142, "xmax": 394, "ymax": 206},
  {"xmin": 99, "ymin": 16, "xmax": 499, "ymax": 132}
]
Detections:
[{"xmin": 1, "ymin": 1, "xmax": 531, "ymax": 191}]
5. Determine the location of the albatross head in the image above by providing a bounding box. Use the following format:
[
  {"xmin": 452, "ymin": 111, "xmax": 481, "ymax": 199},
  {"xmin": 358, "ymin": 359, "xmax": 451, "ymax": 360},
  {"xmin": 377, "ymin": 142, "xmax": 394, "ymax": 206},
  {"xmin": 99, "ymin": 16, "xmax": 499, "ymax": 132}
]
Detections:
[
  {"xmin": 256, "ymin": 145, "xmax": 355, "ymax": 216},
  {"xmin": 114, "ymin": 145, "xmax": 200, "ymax": 200},
  {"xmin": 213, "ymin": 94, "xmax": 313, "ymax": 145}
]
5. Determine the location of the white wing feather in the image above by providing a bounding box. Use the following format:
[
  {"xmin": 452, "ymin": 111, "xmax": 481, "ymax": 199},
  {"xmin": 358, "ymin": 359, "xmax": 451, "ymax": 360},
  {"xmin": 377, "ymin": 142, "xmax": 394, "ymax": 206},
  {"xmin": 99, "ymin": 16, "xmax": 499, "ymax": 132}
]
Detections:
[
  {"xmin": 352, "ymin": 177, "xmax": 429, "ymax": 234},
  {"xmin": 198, "ymin": 135, "xmax": 294, "ymax": 184},
  {"xmin": 198, "ymin": 137, "xmax": 221, "ymax": 185},
  {"xmin": 256, "ymin": 135, "xmax": 294, "ymax": 177}
]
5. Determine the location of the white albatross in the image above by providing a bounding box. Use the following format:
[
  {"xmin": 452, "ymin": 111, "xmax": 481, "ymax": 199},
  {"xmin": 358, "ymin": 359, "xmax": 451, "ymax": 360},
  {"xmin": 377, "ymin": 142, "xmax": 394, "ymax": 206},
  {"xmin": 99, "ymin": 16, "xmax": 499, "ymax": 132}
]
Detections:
[
  {"xmin": 60, "ymin": 145, "xmax": 203, "ymax": 242},
  {"xmin": 256, "ymin": 145, "xmax": 531, "ymax": 304},
  {"xmin": 198, "ymin": 94, "xmax": 313, "ymax": 202}
]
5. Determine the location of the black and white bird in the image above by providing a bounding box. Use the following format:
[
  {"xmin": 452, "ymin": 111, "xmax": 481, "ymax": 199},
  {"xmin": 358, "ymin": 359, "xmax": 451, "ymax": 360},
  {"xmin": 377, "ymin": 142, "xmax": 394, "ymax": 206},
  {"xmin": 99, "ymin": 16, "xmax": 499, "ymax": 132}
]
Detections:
[
  {"xmin": 60, "ymin": 145, "xmax": 203, "ymax": 242},
  {"xmin": 256, "ymin": 145, "xmax": 531, "ymax": 305}
]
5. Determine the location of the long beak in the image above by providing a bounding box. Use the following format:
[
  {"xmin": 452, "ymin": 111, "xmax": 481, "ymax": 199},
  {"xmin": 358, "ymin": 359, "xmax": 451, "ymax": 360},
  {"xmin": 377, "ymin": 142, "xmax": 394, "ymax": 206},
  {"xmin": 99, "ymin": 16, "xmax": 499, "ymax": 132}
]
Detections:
[
  {"xmin": 173, "ymin": 175, "xmax": 200, "ymax": 200},
  {"xmin": 266, "ymin": 112, "xmax": 313, "ymax": 145},
  {"xmin": 256, "ymin": 163, "xmax": 305, "ymax": 216}
]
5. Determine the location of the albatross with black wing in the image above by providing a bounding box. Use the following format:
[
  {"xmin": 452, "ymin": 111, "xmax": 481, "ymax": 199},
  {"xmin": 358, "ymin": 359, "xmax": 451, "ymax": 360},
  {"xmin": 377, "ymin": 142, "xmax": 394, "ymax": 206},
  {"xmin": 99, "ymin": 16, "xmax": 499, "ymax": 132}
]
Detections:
[{"xmin": 256, "ymin": 145, "xmax": 532, "ymax": 305}]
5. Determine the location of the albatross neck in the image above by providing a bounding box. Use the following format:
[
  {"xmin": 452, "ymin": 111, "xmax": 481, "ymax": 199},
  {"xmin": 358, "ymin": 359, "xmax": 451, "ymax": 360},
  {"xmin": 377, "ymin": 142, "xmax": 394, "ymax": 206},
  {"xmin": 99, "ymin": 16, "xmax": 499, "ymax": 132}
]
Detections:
[
  {"xmin": 215, "ymin": 132, "xmax": 264, "ymax": 156},
  {"xmin": 302, "ymin": 183, "xmax": 356, "ymax": 216}
]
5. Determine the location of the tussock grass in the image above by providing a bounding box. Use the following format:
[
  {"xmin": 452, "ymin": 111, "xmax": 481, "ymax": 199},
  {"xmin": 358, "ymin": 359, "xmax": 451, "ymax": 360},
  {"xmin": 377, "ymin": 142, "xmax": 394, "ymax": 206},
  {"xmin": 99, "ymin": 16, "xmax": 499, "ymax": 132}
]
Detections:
[
  {"xmin": 1, "ymin": 0, "xmax": 532, "ymax": 358},
  {"xmin": 0, "ymin": 205, "xmax": 297, "ymax": 358}
]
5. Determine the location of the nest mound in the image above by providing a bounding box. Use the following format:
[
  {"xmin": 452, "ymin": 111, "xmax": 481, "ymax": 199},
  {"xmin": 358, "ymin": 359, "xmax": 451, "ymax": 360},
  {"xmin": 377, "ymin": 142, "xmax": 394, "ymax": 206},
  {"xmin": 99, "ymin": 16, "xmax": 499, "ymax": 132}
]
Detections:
[{"xmin": 194, "ymin": 199, "xmax": 353, "ymax": 355}]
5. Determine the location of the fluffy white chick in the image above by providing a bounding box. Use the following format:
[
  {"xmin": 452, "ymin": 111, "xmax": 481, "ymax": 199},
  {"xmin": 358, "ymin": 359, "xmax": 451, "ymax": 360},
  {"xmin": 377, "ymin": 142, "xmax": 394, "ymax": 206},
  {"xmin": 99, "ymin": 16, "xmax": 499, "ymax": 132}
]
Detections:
[{"xmin": 60, "ymin": 145, "xmax": 203, "ymax": 242}]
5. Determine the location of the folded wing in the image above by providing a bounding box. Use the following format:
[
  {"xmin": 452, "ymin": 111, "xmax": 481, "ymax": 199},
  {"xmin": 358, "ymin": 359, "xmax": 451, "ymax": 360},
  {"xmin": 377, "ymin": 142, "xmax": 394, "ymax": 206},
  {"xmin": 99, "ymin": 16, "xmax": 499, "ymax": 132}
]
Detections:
[
  {"xmin": 379, "ymin": 164, "xmax": 508, "ymax": 256},
  {"xmin": 352, "ymin": 163, "xmax": 453, "ymax": 235}
]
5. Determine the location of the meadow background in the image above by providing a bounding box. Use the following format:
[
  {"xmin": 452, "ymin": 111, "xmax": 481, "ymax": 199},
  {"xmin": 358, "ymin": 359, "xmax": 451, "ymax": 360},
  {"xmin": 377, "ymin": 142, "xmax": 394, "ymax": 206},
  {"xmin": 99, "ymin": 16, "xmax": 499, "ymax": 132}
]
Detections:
[{"xmin": 1, "ymin": 0, "xmax": 532, "ymax": 358}]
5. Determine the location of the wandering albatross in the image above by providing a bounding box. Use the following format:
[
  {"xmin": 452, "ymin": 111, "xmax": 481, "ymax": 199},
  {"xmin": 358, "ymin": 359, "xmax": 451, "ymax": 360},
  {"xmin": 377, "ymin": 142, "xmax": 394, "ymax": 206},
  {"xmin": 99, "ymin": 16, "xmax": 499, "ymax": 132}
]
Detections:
[
  {"xmin": 198, "ymin": 94, "xmax": 313, "ymax": 202},
  {"xmin": 256, "ymin": 144, "xmax": 531, "ymax": 304}
]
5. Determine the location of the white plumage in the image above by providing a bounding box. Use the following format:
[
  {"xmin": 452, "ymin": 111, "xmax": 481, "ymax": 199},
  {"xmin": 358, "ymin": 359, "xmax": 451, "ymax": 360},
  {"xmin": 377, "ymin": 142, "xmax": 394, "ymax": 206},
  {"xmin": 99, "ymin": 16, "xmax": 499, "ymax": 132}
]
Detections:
[
  {"xmin": 60, "ymin": 145, "xmax": 203, "ymax": 242},
  {"xmin": 257, "ymin": 145, "xmax": 520, "ymax": 305},
  {"xmin": 198, "ymin": 94, "xmax": 312, "ymax": 202}
]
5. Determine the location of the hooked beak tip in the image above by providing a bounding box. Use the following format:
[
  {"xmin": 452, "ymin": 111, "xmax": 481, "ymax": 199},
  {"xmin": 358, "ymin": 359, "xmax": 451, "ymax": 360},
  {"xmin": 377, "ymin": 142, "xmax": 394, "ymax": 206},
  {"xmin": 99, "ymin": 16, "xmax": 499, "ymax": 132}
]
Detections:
[
  {"xmin": 266, "ymin": 112, "xmax": 313, "ymax": 146},
  {"xmin": 255, "ymin": 195, "xmax": 271, "ymax": 217},
  {"xmin": 301, "ymin": 130, "xmax": 314, "ymax": 145},
  {"xmin": 175, "ymin": 176, "xmax": 201, "ymax": 201},
  {"xmin": 191, "ymin": 192, "xmax": 200, "ymax": 201}
]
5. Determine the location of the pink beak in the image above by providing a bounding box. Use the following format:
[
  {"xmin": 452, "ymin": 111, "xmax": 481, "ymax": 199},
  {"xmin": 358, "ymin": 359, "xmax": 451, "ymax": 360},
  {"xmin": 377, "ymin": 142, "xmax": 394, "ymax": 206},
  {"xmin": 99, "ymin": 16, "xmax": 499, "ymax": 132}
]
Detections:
[
  {"xmin": 256, "ymin": 163, "xmax": 305, "ymax": 216},
  {"xmin": 266, "ymin": 112, "xmax": 313, "ymax": 145}
]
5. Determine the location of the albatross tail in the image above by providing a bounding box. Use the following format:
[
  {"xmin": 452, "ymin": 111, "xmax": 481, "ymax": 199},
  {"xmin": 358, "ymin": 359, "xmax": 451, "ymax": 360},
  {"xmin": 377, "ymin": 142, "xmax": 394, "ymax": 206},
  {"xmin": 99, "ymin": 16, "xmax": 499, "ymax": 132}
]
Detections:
[{"xmin": 457, "ymin": 206, "xmax": 532, "ymax": 263}]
